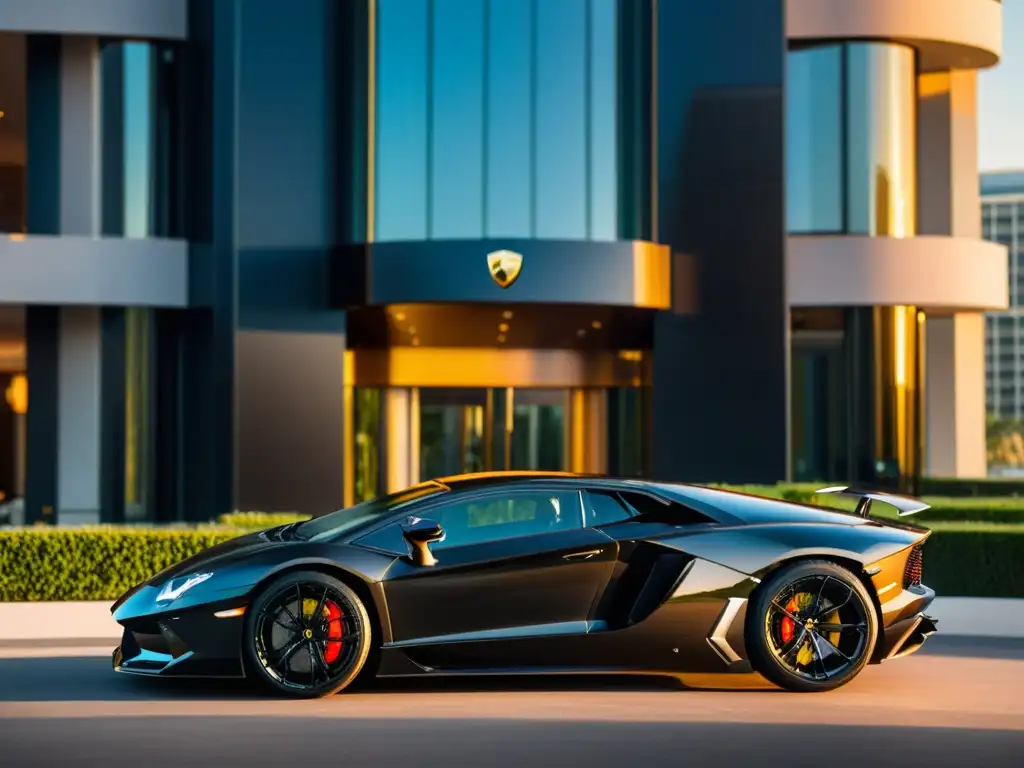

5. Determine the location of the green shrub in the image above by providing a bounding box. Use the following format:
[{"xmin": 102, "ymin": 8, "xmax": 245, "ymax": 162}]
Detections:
[
  {"xmin": 216, "ymin": 511, "xmax": 310, "ymax": 529},
  {"xmin": 922, "ymin": 525, "xmax": 1024, "ymax": 598},
  {"xmin": 0, "ymin": 527, "xmax": 243, "ymax": 602},
  {"xmin": 920, "ymin": 477, "xmax": 1024, "ymax": 498}
]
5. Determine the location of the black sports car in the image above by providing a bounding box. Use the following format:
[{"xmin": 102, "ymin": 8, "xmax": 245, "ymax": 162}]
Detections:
[{"xmin": 111, "ymin": 472, "xmax": 938, "ymax": 697}]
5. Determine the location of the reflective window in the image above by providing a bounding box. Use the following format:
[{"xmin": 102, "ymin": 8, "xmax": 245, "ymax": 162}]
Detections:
[
  {"xmin": 584, "ymin": 490, "xmax": 634, "ymax": 526},
  {"xmin": 431, "ymin": 0, "xmax": 485, "ymax": 238},
  {"xmin": 535, "ymin": 0, "xmax": 587, "ymax": 238},
  {"xmin": 786, "ymin": 45, "xmax": 842, "ymax": 233},
  {"xmin": 845, "ymin": 43, "xmax": 916, "ymax": 236},
  {"xmin": 100, "ymin": 41, "xmax": 182, "ymax": 238},
  {"xmin": 786, "ymin": 42, "xmax": 917, "ymax": 236},
  {"xmin": 235, "ymin": 0, "xmax": 332, "ymax": 248},
  {"xmin": 123, "ymin": 308, "xmax": 152, "ymax": 521},
  {"xmin": 0, "ymin": 33, "xmax": 26, "ymax": 234},
  {"xmin": 431, "ymin": 490, "xmax": 583, "ymax": 549},
  {"xmin": 589, "ymin": 0, "xmax": 619, "ymax": 240},
  {"xmin": 375, "ymin": 0, "xmax": 623, "ymax": 242},
  {"xmin": 486, "ymin": 0, "xmax": 532, "ymax": 237},
  {"xmin": 376, "ymin": 0, "xmax": 430, "ymax": 240}
]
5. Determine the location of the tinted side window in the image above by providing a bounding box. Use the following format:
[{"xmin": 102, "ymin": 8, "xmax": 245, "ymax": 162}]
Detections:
[
  {"xmin": 584, "ymin": 490, "xmax": 635, "ymax": 527},
  {"xmin": 618, "ymin": 491, "xmax": 712, "ymax": 525},
  {"xmin": 433, "ymin": 491, "xmax": 582, "ymax": 550}
]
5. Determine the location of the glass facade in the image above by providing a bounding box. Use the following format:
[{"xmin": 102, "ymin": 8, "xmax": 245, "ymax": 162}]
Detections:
[
  {"xmin": 100, "ymin": 40, "xmax": 183, "ymax": 238},
  {"xmin": 374, "ymin": 0, "xmax": 622, "ymax": 242},
  {"xmin": 982, "ymin": 197, "xmax": 1024, "ymax": 418},
  {"xmin": 787, "ymin": 42, "xmax": 917, "ymax": 236},
  {"xmin": 787, "ymin": 42, "xmax": 922, "ymax": 490}
]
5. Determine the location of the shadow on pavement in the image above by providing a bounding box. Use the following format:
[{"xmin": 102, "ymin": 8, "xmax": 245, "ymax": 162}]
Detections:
[
  {"xmin": 0, "ymin": 654, "xmax": 777, "ymax": 702},
  {"xmin": 0, "ymin": 634, "xmax": 1020, "ymax": 703},
  {"xmin": 0, "ymin": 716, "xmax": 1022, "ymax": 767},
  {"xmin": 917, "ymin": 635, "xmax": 1024, "ymax": 661}
]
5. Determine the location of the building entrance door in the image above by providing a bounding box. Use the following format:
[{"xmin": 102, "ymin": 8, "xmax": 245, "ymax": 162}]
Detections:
[
  {"xmin": 418, "ymin": 388, "xmax": 569, "ymax": 480},
  {"xmin": 344, "ymin": 347, "xmax": 650, "ymax": 505}
]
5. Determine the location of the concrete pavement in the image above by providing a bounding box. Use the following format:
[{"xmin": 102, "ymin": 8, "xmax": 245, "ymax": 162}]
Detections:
[
  {"xmin": 1, "ymin": 595, "xmax": 1022, "ymax": 644},
  {"xmin": 0, "ymin": 637, "xmax": 1022, "ymax": 766}
]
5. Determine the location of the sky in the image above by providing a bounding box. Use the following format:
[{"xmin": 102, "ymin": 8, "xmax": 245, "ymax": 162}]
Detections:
[{"xmin": 980, "ymin": 0, "xmax": 1024, "ymax": 171}]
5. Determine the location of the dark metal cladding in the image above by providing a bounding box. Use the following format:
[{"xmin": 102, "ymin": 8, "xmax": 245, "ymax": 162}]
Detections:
[{"xmin": 109, "ymin": 473, "xmax": 939, "ymax": 691}]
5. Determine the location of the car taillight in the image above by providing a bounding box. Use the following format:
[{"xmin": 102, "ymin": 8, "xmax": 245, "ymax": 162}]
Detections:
[{"xmin": 903, "ymin": 545, "xmax": 923, "ymax": 588}]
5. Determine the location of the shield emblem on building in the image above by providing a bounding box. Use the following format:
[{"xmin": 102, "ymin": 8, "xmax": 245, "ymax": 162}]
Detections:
[{"xmin": 486, "ymin": 250, "xmax": 523, "ymax": 288}]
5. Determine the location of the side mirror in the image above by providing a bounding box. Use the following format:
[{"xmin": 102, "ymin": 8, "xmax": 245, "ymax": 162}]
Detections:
[{"xmin": 401, "ymin": 516, "xmax": 445, "ymax": 567}]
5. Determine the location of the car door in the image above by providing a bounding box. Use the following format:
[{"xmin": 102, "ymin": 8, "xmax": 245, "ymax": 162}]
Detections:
[{"xmin": 363, "ymin": 486, "xmax": 617, "ymax": 645}]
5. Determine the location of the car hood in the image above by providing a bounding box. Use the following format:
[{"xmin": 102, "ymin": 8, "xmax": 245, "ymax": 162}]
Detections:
[{"xmin": 145, "ymin": 528, "xmax": 287, "ymax": 587}]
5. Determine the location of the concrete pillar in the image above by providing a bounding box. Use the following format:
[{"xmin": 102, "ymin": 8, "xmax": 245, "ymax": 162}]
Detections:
[
  {"xmin": 385, "ymin": 388, "xmax": 419, "ymax": 493},
  {"xmin": 56, "ymin": 37, "xmax": 104, "ymax": 523},
  {"xmin": 918, "ymin": 70, "xmax": 988, "ymax": 477},
  {"xmin": 925, "ymin": 314, "xmax": 987, "ymax": 477},
  {"xmin": 57, "ymin": 308, "xmax": 103, "ymax": 523}
]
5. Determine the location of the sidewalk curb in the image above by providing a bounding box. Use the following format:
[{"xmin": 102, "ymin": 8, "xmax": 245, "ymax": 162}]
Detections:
[{"xmin": 1, "ymin": 596, "xmax": 1023, "ymax": 643}]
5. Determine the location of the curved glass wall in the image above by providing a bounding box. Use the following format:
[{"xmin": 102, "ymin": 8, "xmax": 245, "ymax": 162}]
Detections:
[
  {"xmin": 845, "ymin": 44, "xmax": 916, "ymax": 237},
  {"xmin": 787, "ymin": 42, "xmax": 922, "ymax": 490},
  {"xmin": 786, "ymin": 45, "xmax": 843, "ymax": 233},
  {"xmin": 374, "ymin": 0, "xmax": 627, "ymax": 243},
  {"xmin": 787, "ymin": 42, "xmax": 917, "ymax": 236}
]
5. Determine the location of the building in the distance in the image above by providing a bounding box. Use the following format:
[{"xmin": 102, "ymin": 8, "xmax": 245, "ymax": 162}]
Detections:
[
  {"xmin": 981, "ymin": 171, "xmax": 1024, "ymax": 419},
  {"xmin": 0, "ymin": 0, "xmax": 1008, "ymax": 525}
]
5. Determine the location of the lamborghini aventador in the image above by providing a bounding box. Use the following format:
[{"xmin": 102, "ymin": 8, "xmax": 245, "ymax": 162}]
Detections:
[{"xmin": 110, "ymin": 472, "xmax": 938, "ymax": 697}]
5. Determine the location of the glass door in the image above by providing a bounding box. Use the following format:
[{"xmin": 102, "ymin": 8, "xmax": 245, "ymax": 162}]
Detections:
[
  {"xmin": 510, "ymin": 389, "xmax": 567, "ymax": 471},
  {"xmin": 419, "ymin": 388, "xmax": 487, "ymax": 479},
  {"xmin": 418, "ymin": 387, "xmax": 569, "ymax": 479}
]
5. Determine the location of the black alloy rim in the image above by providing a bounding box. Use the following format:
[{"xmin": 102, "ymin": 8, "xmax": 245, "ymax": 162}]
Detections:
[
  {"xmin": 253, "ymin": 582, "xmax": 362, "ymax": 690},
  {"xmin": 764, "ymin": 574, "xmax": 870, "ymax": 682}
]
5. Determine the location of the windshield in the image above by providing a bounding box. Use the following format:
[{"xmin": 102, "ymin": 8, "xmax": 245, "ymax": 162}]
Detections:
[{"xmin": 295, "ymin": 482, "xmax": 447, "ymax": 541}]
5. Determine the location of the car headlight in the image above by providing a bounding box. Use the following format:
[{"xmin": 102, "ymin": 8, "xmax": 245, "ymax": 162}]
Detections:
[{"xmin": 155, "ymin": 572, "xmax": 214, "ymax": 604}]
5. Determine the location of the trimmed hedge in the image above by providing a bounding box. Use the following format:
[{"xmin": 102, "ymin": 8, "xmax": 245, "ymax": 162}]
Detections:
[
  {"xmin": 711, "ymin": 484, "xmax": 1024, "ymax": 523},
  {"xmin": 0, "ymin": 528, "xmax": 242, "ymax": 602},
  {"xmin": 922, "ymin": 525, "xmax": 1024, "ymax": 598},
  {"xmin": 216, "ymin": 511, "xmax": 309, "ymax": 529},
  {"xmin": 1, "ymin": 521, "xmax": 1023, "ymax": 601}
]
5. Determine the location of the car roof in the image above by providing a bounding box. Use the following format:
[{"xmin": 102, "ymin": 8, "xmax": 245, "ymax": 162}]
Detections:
[{"xmin": 430, "ymin": 471, "xmax": 671, "ymax": 494}]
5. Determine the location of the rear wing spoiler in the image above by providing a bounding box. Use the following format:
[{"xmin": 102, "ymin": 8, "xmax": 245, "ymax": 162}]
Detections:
[{"xmin": 814, "ymin": 486, "xmax": 930, "ymax": 518}]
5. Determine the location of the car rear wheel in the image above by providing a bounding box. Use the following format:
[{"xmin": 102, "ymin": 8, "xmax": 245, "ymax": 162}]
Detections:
[
  {"xmin": 243, "ymin": 571, "xmax": 372, "ymax": 698},
  {"xmin": 745, "ymin": 560, "xmax": 878, "ymax": 693}
]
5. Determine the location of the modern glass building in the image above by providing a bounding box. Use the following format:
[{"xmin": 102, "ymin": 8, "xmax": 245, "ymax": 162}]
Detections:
[
  {"xmin": 0, "ymin": 0, "xmax": 1007, "ymax": 525},
  {"xmin": 981, "ymin": 171, "xmax": 1024, "ymax": 417}
]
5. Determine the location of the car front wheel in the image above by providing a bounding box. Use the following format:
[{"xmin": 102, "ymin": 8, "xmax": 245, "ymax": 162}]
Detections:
[{"xmin": 243, "ymin": 571, "xmax": 372, "ymax": 698}]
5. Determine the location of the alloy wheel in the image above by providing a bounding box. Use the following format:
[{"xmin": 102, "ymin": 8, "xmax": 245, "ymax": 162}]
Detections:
[
  {"xmin": 763, "ymin": 573, "xmax": 871, "ymax": 683},
  {"xmin": 253, "ymin": 581, "xmax": 363, "ymax": 692}
]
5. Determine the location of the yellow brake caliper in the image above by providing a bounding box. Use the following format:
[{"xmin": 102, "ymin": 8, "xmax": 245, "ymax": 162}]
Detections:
[{"xmin": 787, "ymin": 593, "xmax": 842, "ymax": 668}]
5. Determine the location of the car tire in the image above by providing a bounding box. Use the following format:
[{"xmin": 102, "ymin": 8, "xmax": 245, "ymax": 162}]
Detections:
[
  {"xmin": 745, "ymin": 559, "xmax": 878, "ymax": 693},
  {"xmin": 243, "ymin": 570, "xmax": 373, "ymax": 699}
]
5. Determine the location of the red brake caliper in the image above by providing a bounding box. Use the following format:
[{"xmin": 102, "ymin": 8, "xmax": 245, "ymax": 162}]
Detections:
[
  {"xmin": 780, "ymin": 596, "xmax": 799, "ymax": 644},
  {"xmin": 323, "ymin": 601, "xmax": 344, "ymax": 664}
]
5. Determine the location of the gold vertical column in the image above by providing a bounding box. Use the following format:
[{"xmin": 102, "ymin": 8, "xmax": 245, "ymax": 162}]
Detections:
[
  {"xmin": 504, "ymin": 387, "xmax": 514, "ymax": 471},
  {"xmin": 873, "ymin": 305, "xmax": 922, "ymax": 489},
  {"xmin": 384, "ymin": 388, "xmax": 412, "ymax": 493},
  {"xmin": 343, "ymin": 352, "xmax": 355, "ymax": 507},
  {"xmin": 409, "ymin": 387, "xmax": 421, "ymax": 485},
  {"xmin": 570, "ymin": 389, "xmax": 586, "ymax": 473}
]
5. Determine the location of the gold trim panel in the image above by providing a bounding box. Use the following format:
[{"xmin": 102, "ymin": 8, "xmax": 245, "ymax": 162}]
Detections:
[{"xmin": 346, "ymin": 348, "xmax": 651, "ymax": 389}]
